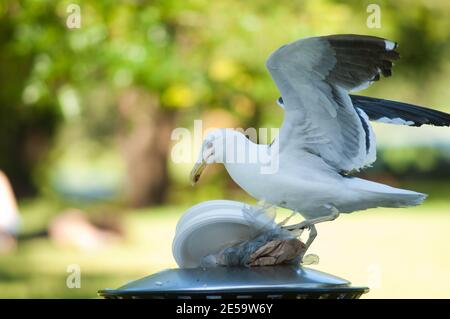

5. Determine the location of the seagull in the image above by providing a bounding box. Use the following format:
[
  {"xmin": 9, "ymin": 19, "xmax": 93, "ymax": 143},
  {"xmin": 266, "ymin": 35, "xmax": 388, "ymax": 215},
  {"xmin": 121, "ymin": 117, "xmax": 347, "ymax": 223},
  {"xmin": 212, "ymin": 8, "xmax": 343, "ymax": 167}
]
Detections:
[{"xmin": 190, "ymin": 35, "xmax": 450, "ymax": 253}]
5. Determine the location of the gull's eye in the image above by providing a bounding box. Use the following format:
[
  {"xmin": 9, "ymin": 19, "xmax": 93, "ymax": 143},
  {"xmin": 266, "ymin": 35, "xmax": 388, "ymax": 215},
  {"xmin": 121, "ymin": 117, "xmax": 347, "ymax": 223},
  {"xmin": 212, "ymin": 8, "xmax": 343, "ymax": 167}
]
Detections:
[{"xmin": 245, "ymin": 134, "xmax": 250, "ymax": 140}]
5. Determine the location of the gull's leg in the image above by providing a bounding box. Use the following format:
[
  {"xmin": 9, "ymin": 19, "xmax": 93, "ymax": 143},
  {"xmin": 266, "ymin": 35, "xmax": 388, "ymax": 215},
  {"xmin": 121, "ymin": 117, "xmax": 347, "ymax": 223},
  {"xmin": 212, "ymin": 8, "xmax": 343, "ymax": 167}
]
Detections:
[
  {"xmin": 303, "ymin": 225, "xmax": 317, "ymax": 251},
  {"xmin": 282, "ymin": 211, "xmax": 339, "ymax": 231},
  {"xmin": 282, "ymin": 207, "xmax": 340, "ymax": 260},
  {"xmin": 278, "ymin": 211, "xmax": 305, "ymax": 237},
  {"xmin": 277, "ymin": 210, "xmax": 297, "ymax": 227},
  {"xmin": 299, "ymin": 225, "xmax": 317, "ymax": 261}
]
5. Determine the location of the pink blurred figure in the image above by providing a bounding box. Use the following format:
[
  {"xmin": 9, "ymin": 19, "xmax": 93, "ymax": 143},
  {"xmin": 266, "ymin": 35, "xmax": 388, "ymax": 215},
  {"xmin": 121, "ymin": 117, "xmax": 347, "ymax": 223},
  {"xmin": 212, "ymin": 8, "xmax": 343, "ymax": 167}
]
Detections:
[{"xmin": 0, "ymin": 171, "xmax": 20, "ymax": 253}]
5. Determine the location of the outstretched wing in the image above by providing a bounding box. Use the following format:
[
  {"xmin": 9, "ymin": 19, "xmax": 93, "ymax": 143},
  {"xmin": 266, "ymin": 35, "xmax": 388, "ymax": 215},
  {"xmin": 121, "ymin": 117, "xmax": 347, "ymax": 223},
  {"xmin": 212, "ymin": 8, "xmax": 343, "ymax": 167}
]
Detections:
[{"xmin": 267, "ymin": 34, "xmax": 399, "ymax": 172}]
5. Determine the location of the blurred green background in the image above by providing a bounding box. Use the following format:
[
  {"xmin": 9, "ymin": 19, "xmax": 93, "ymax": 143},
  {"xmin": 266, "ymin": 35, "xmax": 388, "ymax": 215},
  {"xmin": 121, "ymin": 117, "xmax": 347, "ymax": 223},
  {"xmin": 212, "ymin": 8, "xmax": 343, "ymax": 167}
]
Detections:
[{"xmin": 0, "ymin": 0, "xmax": 450, "ymax": 298}]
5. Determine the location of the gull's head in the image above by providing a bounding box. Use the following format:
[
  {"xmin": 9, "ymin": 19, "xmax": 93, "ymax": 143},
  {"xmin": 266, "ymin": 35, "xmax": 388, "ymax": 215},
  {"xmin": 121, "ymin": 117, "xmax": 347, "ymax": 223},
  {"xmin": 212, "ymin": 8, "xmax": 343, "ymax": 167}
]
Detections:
[{"xmin": 190, "ymin": 129, "xmax": 246, "ymax": 185}]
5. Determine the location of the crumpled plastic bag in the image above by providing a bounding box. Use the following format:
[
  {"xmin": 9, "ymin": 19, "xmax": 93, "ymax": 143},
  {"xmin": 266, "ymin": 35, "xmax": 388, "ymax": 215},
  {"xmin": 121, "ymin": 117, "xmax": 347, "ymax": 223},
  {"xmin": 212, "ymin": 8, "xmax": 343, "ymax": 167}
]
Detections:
[{"xmin": 200, "ymin": 202, "xmax": 319, "ymax": 267}]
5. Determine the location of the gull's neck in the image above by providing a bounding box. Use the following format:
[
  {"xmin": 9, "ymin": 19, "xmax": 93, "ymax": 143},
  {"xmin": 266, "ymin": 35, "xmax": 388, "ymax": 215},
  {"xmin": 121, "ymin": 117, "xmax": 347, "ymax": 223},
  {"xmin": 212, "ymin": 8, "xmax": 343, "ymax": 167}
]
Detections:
[{"xmin": 222, "ymin": 135, "xmax": 274, "ymax": 188}]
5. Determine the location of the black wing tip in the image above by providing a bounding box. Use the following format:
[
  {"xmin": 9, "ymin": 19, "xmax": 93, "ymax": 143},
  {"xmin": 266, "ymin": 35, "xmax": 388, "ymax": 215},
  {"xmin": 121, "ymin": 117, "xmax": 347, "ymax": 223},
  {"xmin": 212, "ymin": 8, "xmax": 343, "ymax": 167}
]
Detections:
[
  {"xmin": 323, "ymin": 34, "xmax": 400, "ymax": 87},
  {"xmin": 351, "ymin": 95, "xmax": 450, "ymax": 127}
]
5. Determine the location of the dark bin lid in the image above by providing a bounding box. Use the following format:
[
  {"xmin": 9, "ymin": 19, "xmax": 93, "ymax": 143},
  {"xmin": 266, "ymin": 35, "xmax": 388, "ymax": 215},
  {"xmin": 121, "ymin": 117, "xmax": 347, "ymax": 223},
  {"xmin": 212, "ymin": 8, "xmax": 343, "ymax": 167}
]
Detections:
[{"xmin": 99, "ymin": 266, "xmax": 369, "ymax": 299}]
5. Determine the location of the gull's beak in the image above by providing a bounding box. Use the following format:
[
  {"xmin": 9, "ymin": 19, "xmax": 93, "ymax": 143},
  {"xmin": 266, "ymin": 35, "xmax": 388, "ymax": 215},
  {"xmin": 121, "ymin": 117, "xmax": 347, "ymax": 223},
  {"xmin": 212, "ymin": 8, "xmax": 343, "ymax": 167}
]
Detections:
[
  {"xmin": 190, "ymin": 145, "xmax": 214, "ymax": 185},
  {"xmin": 190, "ymin": 160, "xmax": 207, "ymax": 185}
]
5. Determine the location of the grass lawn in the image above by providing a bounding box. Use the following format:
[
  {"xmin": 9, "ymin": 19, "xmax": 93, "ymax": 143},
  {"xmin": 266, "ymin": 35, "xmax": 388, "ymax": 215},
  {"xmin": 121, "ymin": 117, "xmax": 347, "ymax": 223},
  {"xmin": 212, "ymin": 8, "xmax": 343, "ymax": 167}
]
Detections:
[{"xmin": 0, "ymin": 199, "xmax": 449, "ymax": 298}]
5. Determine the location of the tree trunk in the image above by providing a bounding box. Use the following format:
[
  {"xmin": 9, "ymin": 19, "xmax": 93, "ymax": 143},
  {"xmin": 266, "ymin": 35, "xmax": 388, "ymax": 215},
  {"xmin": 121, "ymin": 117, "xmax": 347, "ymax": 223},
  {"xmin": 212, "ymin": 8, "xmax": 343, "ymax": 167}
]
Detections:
[{"xmin": 117, "ymin": 88, "xmax": 175, "ymax": 207}]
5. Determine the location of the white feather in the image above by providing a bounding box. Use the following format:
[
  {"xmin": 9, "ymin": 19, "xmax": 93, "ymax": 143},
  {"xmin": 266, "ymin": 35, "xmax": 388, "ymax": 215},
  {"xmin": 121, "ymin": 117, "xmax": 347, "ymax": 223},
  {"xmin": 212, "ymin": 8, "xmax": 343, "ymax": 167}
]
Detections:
[{"xmin": 376, "ymin": 117, "xmax": 414, "ymax": 126}]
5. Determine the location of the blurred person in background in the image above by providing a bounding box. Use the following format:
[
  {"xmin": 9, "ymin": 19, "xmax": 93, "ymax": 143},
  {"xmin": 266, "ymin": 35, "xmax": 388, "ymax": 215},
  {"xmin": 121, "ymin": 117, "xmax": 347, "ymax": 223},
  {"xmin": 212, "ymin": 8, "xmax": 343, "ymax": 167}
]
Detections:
[
  {"xmin": 0, "ymin": 171, "xmax": 20, "ymax": 253},
  {"xmin": 0, "ymin": 169, "xmax": 121, "ymax": 252}
]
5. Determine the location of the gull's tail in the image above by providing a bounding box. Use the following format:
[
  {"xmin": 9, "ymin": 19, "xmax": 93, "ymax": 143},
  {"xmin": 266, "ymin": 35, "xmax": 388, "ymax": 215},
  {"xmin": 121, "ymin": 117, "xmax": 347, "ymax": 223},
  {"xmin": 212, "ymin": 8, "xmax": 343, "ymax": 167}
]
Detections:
[{"xmin": 342, "ymin": 177, "xmax": 427, "ymax": 212}]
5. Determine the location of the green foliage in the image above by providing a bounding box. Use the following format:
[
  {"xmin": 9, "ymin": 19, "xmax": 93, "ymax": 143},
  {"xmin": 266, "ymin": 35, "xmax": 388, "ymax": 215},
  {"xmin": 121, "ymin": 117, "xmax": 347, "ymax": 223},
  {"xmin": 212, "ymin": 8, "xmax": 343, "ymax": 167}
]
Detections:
[{"xmin": 1, "ymin": 0, "xmax": 450, "ymax": 198}]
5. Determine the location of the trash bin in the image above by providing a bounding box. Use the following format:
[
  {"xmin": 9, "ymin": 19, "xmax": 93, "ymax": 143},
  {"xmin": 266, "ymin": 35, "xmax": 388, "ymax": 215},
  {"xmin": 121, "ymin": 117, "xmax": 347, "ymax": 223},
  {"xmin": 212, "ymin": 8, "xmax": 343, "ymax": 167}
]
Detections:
[{"xmin": 98, "ymin": 265, "xmax": 368, "ymax": 299}]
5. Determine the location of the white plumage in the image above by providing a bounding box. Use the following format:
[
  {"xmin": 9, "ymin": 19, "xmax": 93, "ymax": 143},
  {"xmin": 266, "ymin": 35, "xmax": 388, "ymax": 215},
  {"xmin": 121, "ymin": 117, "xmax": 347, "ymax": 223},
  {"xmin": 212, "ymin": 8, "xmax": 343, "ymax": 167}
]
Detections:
[{"xmin": 190, "ymin": 34, "xmax": 450, "ymax": 251}]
